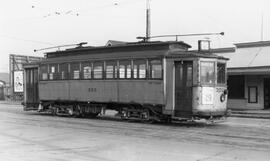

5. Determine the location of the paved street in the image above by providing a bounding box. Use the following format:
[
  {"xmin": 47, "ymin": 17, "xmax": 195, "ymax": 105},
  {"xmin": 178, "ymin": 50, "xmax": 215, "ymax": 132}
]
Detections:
[{"xmin": 0, "ymin": 103, "xmax": 270, "ymax": 161}]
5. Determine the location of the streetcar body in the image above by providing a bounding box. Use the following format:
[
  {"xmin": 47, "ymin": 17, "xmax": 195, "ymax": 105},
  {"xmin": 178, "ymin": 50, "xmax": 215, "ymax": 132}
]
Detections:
[{"xmin": 23, "ymin": 41, "xmax": 228, "ymax": 121}]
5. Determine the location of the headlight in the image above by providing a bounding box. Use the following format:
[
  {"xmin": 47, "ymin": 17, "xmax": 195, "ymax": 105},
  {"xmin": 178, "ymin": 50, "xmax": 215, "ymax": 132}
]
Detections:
[{"xmin": 220, "ymin": 93, "xmax": 226, "ymax": 102}]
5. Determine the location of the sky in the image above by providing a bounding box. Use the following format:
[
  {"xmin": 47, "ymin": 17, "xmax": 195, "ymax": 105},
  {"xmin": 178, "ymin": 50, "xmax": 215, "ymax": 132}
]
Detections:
[{"xmin": 0, "ymin": 0, "xmax": 270, "ymax": 72}]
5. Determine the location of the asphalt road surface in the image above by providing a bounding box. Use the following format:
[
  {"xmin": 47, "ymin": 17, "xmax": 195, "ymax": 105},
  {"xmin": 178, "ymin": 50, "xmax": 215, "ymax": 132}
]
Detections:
[{"xmin": 0, "ymin": 103, "xmax": 270, "ymax": 161}]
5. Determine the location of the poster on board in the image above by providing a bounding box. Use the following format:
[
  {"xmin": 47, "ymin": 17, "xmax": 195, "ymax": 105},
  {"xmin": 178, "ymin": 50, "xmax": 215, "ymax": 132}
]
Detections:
[{"xmin": 14, "ymin": 71, "xmax": 24, "ymax": 92}]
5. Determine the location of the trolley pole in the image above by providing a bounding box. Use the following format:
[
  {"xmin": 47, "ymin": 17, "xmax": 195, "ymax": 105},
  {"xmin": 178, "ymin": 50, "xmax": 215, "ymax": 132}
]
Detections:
[{"xmin": 137, "ymin": 32, "xmax": 224, "ymax": 42}]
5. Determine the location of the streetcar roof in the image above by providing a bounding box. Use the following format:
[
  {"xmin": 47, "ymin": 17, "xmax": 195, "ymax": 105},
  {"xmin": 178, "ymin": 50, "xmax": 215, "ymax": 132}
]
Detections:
[
  {"xmin": 45, "ymin": 41, "xmax": 191, "ymax": 58},
  {"xmin": 24, "ymin": 41, "xmax": 228, "ymax": 66}
]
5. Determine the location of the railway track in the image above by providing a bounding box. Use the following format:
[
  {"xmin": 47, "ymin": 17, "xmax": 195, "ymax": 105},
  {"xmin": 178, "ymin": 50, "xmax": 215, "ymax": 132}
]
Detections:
[{"xmin": 1, "ymin": 106, "xmax": 270, "ymax": 151}]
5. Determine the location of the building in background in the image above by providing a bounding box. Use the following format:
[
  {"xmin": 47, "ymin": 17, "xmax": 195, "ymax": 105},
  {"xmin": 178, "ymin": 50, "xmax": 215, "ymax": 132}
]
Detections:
[
  {"xmin": 217, "ymin": 41, "xmax": 270, "ymax": 110},
  {"xmin": 0, "ymin": 73, "xmax": 9, "ymax": 100},
  {"xmin": 105, "ymin": 40, "xmax": 127, "ymax": 46},
  {"xmin": 9, "ymin": 54, "xmax": 44, "ymax": 101}
]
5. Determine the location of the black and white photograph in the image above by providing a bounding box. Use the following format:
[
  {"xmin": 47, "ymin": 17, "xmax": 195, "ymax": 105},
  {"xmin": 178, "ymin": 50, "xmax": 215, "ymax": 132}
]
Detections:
[{"xmin": 0, "ymin": 0, "xmax": 270, "ymax": 160}]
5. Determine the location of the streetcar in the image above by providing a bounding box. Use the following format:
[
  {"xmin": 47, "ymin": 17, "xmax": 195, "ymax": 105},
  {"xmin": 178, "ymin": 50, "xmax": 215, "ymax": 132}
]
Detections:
[{"xmin": 23, "ymin": 40, "xmax": 229, "ymax": 122}]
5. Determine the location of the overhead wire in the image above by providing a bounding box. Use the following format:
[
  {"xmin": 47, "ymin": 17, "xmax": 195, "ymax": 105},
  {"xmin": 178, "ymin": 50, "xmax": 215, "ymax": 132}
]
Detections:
[
  {"xmin": 1, "ymin": 0, "xmax": 145, "ymax": 53},
  {"xmin": 1, "ymin": 0, "xmax": 146, "ymax": 25},
  {"xmin": 0, "ymin": 34, "xmax": 55, "ymax": 45}
]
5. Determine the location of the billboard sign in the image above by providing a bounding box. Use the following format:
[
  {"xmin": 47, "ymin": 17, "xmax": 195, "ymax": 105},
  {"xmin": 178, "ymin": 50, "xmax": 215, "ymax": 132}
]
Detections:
[{"xmin": 14, "ymin": 71, "xmax": 24, "ymax": 92}]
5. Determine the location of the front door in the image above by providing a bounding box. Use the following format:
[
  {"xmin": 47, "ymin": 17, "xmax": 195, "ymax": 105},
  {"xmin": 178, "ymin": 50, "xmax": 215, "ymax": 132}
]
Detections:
[
  {"xmin": 174, "ymin": 61, "xmax": 193, "ymax": 117},
  {"xmin": 25, "ymin": 68, "xmax": 39, "ymax": 109},
  {"xmin": 264, "ymin": 78, "xmax": 270, "ymax": 109}
]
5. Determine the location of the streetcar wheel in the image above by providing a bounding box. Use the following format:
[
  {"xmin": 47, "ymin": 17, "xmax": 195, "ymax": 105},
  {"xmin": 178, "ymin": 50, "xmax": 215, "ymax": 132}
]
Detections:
[
  {"xmin": 141, "ymin": 109, "xmax": 155, "ymax": 123},
  {"xmin": 86, "ymin": 113, "xmax": 99, "ymax": 118}
]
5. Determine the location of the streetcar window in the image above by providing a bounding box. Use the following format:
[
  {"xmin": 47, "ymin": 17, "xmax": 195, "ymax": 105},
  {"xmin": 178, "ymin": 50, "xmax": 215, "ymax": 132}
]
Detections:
[
  {"xmin": 82, "ymin": 62, "xmax": 92, "ymax": 79},
  {"xmin": 133, "ymin": 60, "xmax": 146, "ymax": 79},
  {"xmin": 40, "ymin": 65, "xmax": 48, "ymax": 80},
  {"xmin": 59, "ymin": 63, "xmax": 68, "ymax": 80},
  {"xmin": 93, "ymin": 62, "xmax": 103, "ymax": 79},
  {"xmin": 217, "ymin": 63, "xmax": 226, "ymax": 84},
  {"xmin": 119, "ymin": 60, "xmax": 131, "ymax": 79},
  {"xmin": 70, "ymin": 63, "xmax": 80, "ymax": 79},
  {"xmin": 149, "ymin": 59, "xmax": 162, "ymax": 79},
  {"xmin": 106, "ymin": 61, "xmax": 117, "ymax": 79},
  {"xmin": 200, "ymin": 62, "xmax": 215, "ymax": 84},
  {"xmin": 49, "ymin": 64, "xmax": 58, "ymax": 80},
  {"xmin": 186, "ymin": 65, "xmax": 193, "ymax": 87}
]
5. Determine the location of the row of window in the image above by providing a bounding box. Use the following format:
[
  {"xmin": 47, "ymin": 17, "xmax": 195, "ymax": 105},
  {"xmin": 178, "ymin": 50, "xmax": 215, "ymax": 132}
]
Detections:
[{"xmin": 40, "ymin": 59, "xmax": 163, "ymax": 80}]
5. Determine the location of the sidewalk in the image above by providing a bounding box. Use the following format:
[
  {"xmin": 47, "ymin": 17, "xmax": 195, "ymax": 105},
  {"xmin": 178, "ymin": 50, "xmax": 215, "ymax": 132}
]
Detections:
[
  {"xmin": 230, "ymin": 109, "xmax": 270, "ymax": 119},
  {"xmin": 0, "ymin": 100, "xmax": 22, "ymax": 105}
]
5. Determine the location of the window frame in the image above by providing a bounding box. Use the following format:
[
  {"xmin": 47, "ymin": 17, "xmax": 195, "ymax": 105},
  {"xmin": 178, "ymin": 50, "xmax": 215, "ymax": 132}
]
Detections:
[
  {"xmin": 200, "ymin": 61, "xmax": 215, "ymax": 85},
  {"xmin": 186, "ymin": 63, "xmax": 193, "ymax": 87},
  {"xmin": 70, "ymin": 62, "xmax": 81, "ymax": 80},
  {"xmin": 227, "ymin": 75, "xmax": 245, "ymax": 99},
  {"xmin": 81, "ymin": 61, "xmax": 92, "ymax": 80},
  {"xmin": 59, "ymin": 63, "xmax": 69, "ymax": 80},
  {"xmin": 149, "ymin": 59, "xmax": 163, "ymax": 80},
  {"xmin": 48, "ymin": 64, "xmax": 58, "ymax": 80},
  {"xmin": 217, "ymin": 62, "xmax": 226, "ymax": 84},
  {"xmin": 105, "ymin": 60, "xmax": 118, "ymax": 79},
  {"xmin": 39, "ymin": 64, "xmax": 48, "ymax": 81},
  {"xmin": 248, "ymin": 86, "xmax": 258, "ymax": 103},
  {"xmin": 119, "ymin": 60, "xmax": 132, "ymax": 79},
  {"xmin": 133, "ymin": 59, "xmax": 147, "ymax": 79},
  {"xmin": 93, "ymin": 61, "xmax": 104, "ymax": 80}
]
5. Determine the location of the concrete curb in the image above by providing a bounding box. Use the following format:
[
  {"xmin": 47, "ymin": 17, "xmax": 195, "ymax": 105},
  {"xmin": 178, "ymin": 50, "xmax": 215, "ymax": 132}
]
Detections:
[
  {"xmin": 1, "ymin": 102, "xmax": 270, "ymax": 119},
  {"xmin": 230, "ymin": 114, "xmax": 270, "ymax": 119},
  {"xmin": 229, "ymin": 109, "xmax": 270, "ymax": 119},
  {"xmin": 0, "ymin": 101, "xmax": 22, "ymax": 105}
]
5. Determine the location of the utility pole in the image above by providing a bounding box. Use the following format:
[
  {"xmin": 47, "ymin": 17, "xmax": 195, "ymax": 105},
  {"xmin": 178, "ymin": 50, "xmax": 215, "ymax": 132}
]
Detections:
[
  {"xmin": 261, "ymin": 11, "xmax": 264, "ymax": 41},
  {"xmin": 145, "ymin": 0, "xmax": 151, "ymax": 42}
]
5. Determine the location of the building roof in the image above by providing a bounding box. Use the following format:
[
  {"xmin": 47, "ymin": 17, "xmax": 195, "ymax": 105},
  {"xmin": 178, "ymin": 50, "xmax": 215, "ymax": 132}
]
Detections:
[
  {"xmin": 235, "ymin": 41, "xmax": 270, "ymax": 48},
  {"xmin": 45, "ymin": 41, "xmax": 191, "ymax": 58},
  {"xmin": 215, "ymin": 41, "xmax": 270, "ymax": 75},
  {"xmin": 216, "ymin": 41, "xmax": 270, "ymax": 68},
  {"xmin": 105, "ymin": 40, "xmax": 127, "ymax": 46}
]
